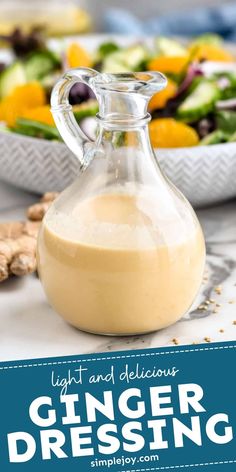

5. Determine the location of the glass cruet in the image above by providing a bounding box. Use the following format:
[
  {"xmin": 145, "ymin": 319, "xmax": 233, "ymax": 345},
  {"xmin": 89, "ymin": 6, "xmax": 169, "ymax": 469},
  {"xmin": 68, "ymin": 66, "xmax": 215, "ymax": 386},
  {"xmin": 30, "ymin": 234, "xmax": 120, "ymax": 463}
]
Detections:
[{"xmin": 37, "ymin": 67, "xmax": 206, "ymax": 335}]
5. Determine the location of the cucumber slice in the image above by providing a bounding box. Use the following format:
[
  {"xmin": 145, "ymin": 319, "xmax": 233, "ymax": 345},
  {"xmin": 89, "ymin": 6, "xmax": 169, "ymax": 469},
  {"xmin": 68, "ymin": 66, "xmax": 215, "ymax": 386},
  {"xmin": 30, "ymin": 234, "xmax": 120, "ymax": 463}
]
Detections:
[
  {"xmin": 177, "ymin": 81, "xmax": 220, "ymax": 122},
  {"xmin": 73, "ymin": 100, "xmax": 99, "ymax": 122},
  {"xmin": 216, "ymin": 110, "xmax": 236, "ymax": 134},
  {"xmin": 25, "ymin": 50, "xmax": 61, "ymax": 81},
  {"xmin": 123, "ymin": 45, "xmax": 149, "ymax": 69},
  {"xmin": 190, "ymin": 33, "xmax": 223, "ymax": 48},
  {"xmin": 228, "ymin": 131, "xmax": 236, "ymax": 142},
  {"xmin": 0, "ymin": 62, "xmax": 26, "ymax": 98},
  {"xmin": 102, "ymin": 45, "xmax": 149, "ymax": 73},
  {"xmin": 102, "ymin": 51, "xmax": 131, "ymax": 73},
  {"xmin": 155, "ymin": 37, "xmax": 188, "ymax": 57},
  {"xmin": 200, "ymin": 129, "xmax": 228, "ymax": 145},
  {"xmin": 40, "ymin": 72, "xmax": 61, "ymax": 94}
]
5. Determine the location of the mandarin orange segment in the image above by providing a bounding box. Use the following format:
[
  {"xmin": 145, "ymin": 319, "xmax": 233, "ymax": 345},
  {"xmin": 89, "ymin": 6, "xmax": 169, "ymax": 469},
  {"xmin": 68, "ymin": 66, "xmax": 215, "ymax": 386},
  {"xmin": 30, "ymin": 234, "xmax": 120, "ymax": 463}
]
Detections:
[
  {"xmin": 0, "ymin": 82, "xmax": 46, "ymax": 127},
  {"xmin": 0, "ymin": 98, "xmax": 16, "ymax": 128},
  {"xmin": 21, "ymin": 105, "xmax": 55, "ymax": 126},
  {"xmin": 189, "ymin": 44, "xmax": 235, "ymax": 62},
  {"xmin": 12, "ymin": 82, "xmax": 46, "ymax": 108},
  {"xmin": 149, "ymin": 118, "xmax": 199, "ymax": 148},
  {"xmin": 147, "ymin": 56, "xmax": 190, "ymax": 74},
  {"xmin": 148, "ymin": 79, "xmax": 177, "ymax": 111},
  {"xmin": 67, "ymin": 43, "xmax": 92, "ymax": 68}
]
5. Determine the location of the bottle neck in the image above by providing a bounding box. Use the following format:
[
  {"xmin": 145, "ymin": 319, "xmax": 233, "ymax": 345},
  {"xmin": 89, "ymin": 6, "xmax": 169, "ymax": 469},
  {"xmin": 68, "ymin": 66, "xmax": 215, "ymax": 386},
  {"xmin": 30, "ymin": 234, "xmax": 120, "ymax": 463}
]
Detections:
[
  {"xmin": 97, "ymin": 89, "xmax": 150, "ymax": 122},
  {"xmin": 96, "ymin": 114, "xmax": 154, "ymax": 158}
]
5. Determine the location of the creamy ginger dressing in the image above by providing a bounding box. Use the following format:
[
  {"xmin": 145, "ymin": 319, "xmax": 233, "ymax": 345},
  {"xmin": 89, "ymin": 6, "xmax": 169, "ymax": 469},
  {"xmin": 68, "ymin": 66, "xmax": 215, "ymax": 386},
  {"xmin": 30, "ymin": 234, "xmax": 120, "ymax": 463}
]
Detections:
[{"xmin": 37, "ymin": 193, "xmax": 205, "ymax": 334}]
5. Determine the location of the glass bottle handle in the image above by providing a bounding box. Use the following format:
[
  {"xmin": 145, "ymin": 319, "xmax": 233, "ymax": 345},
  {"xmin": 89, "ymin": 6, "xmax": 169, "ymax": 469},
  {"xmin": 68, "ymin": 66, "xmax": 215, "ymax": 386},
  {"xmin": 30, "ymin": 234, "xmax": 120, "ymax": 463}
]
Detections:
[{"xmin": 51, "ymin": 68, "xmax": 99, "ymax": 167}]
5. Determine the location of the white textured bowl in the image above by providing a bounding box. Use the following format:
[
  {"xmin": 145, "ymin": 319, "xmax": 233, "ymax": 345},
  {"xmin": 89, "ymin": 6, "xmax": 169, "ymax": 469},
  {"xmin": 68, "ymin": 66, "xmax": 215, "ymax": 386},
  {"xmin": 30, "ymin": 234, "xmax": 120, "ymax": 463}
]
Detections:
[
  {"xmin": 0, "ymin": 130, "xmax": 236, "ymax": 207},
  {"xmin": 1, "ymin": 34, "xmax": 236, "ymax": 207}
]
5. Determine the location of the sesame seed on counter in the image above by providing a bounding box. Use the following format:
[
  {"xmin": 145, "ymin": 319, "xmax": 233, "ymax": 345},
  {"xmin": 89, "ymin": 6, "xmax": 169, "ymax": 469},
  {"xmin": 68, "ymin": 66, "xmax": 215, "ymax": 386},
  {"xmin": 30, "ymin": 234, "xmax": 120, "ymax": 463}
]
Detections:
[
  {"xmin": 198, "ymin": 304, "xmax": 208, "ymax": 311},
  {"xmin": 214, "ymin": 285, "xmax": 222, "ymax": 295},
  {"xmin": 213, "ymin": 308, "xmax": 219, "ymax": 314},
  {"xmin": 197, "ymin": 297, "xmax": 222, "ymax": 314}
]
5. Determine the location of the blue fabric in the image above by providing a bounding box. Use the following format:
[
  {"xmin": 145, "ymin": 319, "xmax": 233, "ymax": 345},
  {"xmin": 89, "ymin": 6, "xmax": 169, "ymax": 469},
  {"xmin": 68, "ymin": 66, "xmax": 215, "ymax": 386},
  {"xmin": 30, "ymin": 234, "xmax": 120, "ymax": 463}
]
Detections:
[{"xmin": 104, "ymin": 4, "xmax": 236, "ymax": 40}]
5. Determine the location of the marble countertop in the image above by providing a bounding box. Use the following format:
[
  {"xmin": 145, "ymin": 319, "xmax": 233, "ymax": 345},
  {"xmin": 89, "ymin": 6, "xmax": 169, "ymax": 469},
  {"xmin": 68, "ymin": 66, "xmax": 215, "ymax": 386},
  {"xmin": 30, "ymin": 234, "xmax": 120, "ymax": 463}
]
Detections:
[{"xmin": 1, "ymin": 180, "xmax": 236, "ymax": 362}]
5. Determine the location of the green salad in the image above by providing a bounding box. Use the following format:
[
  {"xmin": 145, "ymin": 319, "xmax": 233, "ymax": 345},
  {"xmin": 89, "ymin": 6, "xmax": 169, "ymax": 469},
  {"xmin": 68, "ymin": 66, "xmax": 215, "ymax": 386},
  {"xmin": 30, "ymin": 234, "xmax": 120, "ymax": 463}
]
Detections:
[{"xmin": 0, "ymin": 29, "xmax": 236, "ymax": 147}]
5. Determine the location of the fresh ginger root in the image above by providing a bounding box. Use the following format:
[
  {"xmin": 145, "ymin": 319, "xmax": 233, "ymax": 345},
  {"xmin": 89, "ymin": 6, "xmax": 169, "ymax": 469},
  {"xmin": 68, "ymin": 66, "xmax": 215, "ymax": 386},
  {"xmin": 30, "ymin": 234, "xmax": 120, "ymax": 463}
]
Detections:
[
  {"xmin": 27, "ymin": 192, "xmax": 59, "ymax": 221},
  {"xmin": 0, "ymin": 192, "xmax": 58, "ymax": 282},
  {"xmin": 0, "ymin": 221, "xmax": 40, "ymax": 282}
]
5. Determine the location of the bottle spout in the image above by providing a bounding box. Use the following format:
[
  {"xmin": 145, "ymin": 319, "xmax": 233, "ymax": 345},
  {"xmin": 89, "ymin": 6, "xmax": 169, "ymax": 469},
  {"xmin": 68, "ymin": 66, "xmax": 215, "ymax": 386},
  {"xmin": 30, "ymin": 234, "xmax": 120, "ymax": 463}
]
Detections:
[
  {"xmin": 90, "ymin": 71, "xmax": 167, "ymax": 121},
  {"xmin": 51, "ymin": 68, "xmax": 167, "ymax": 166}
]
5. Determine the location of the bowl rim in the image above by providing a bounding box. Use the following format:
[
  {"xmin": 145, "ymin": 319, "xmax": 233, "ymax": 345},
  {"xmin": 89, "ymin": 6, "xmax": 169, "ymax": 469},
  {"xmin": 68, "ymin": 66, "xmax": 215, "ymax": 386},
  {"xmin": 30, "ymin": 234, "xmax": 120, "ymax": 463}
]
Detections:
[{"xmin": 1, "ymin": 129, "xmax": 236, "ymax": 155}]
